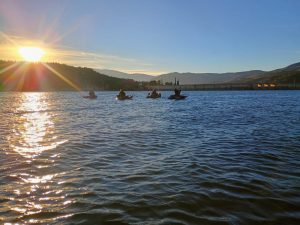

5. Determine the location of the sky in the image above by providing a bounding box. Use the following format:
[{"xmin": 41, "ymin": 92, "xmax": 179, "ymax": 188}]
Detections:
[{"xmin": 0, "ymin": 0, "xmax": 300, "ymax": 75}]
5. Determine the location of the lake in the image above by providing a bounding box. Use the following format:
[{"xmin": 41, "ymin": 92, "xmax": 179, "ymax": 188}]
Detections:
[{"xmin": 0, "ymin": 91, "xmax": 299, "ymax": 225}]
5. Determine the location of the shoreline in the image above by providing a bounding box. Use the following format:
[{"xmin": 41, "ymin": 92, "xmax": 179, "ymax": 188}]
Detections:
[
  {"xmin": 0, "ymin": 83, "xmax": 300, "ymax": 92},
  {"xmin": 150, "ymin": 83, "xmax": 300, "ymax": 91}
]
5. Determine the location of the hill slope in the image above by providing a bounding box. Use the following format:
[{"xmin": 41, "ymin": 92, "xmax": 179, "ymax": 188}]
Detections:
[
  {"xmin": 230, "ymin": 62, "xmax": 300, "ymax": 84},
  {"xmin": 96, "ymin": 62, "xmax": 300, "ymax": 85},
  {"xmin": 154, "ymin": 62, "xmax": 300, "ymax": 84},
  {"xmin": 154, "ymin": 70, "xmax": 266, "ymax": 85},
  {"xmin": 0, "ymin": 61, "xmax": 139, "ymax": 91}
]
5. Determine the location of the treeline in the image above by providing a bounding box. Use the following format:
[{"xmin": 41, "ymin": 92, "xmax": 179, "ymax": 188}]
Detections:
[
  {"xmin": 250, "ymin": 70, "xmax": 300, "ymax": 84},
  {"xmin": 0, "ymin": 60, "xmax": 146, "ymax": 91}
]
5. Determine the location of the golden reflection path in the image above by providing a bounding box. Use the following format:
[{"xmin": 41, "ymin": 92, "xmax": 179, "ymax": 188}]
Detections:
[
  {"xmin": 4, "ymin": 93, "xmax": 71, "ymax": 224},
  {"xmin": 8, "ymin": 93, "xmax": 66, "ymax": 158}
]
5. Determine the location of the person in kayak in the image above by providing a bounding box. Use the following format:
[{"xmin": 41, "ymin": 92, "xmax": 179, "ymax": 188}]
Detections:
[
  {"xmin": 151, "ymin": 89, "xmax": 158, "ymax": 97},
  {"xmin": 147, "ymin": 89, "xmax": 161, "ymax": 98},
  {"xmin": 118, "ymin": 89, "xmax": 126, "ymax": 98},
  {"xmin": 174, "ymin": 88, "xmax": 181, "ymax": 96},
  {"xmin": 89, "ymin": 90, "xmax": 96, "ymax": 98}
]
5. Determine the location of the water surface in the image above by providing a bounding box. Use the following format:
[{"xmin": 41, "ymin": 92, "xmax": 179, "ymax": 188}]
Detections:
[{"xmin": 0, "ymin": 91, "xmax": 299, "ymax": 224}]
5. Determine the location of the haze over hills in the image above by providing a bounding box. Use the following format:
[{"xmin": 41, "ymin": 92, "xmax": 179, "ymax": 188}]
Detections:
[{"xmin": 96, "ymin": 69, "xmax": 154, "ymax": 82}]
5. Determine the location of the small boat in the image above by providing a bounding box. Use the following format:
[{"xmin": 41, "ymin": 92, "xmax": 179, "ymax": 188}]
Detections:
[
  {"xmin": 116, "ymin": 95, "xmax": 133, "ymax": 100},
  {"xmin": 146, "ymin": 93, "xmax": 161, "ymax": 99},
  {"xmin": 168, "ymin": 95, "xmax": 187, "ymax": 100},
  {"xmin": 83, "ymin": 95, "xmax": 97, "ymax": 99},
  {"xmin": 84, "ymin": 90, "xmax": 97, "ymax": 99}
]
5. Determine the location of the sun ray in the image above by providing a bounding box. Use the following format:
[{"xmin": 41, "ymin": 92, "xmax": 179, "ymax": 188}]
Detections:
[
  {"xmin": 0, "ymin": 61, "xmax": 20, "ymax": 74},
  {"xmin": 15, "ymin": 63, "xmax": 31, "ymax": 91},
  {"xmin": 0, "ymin": 31, "xmax": 20, "ymax": 47},
  {"xmin": 2, "ymin": 62, "xmax": 28, "ymax": 90},
  {"xmin": 48, "ymin": 20, "xmax": 86, "ymax": 46},
  {"xmin": 41, "ymin": 2, "xmax": 73, "ymax": 45},
  {"xmin": 42, "ymin": 63, "xmax": 82, "ymax": 92}
]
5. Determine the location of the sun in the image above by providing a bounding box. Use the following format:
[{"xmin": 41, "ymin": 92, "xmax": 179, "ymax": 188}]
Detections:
[{"xmin": 19, "ymin": 47, "xmax": 45, "ymax": 62}]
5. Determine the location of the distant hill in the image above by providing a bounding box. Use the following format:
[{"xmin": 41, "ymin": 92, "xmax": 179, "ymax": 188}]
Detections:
[
  {"xmin": 154, "ymin": 70, "xmax": 266, "ymax": 85},
  {"xmin": 97, "ymin": 68, "xmax": 267, "ymax": 84},
  {"xmin": 281, "ymin": 62, "xmax": 300, "ymax": 71},
  {"xmin": 0, "ymin": 61, "xmax": 140, "ymax": 91},
  {"xmin": 152, "ymin": 62, "xmax": 300, "ymax": 84},
  {"xmin": 229, "ymin": 62, "xmax": 300, "ymax": 84},
  {"xmin": 96, "ymin": 62, "xmax": 300, "ymax": 85},
  {"xmin": 96, "ymin": 69, "xmax": 153, "ymax": 81}
]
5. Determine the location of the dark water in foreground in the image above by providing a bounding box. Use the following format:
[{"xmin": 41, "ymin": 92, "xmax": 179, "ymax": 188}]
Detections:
[{"xmin": 0, "ymin": 91, "xmax": 299, "ymax": 225}]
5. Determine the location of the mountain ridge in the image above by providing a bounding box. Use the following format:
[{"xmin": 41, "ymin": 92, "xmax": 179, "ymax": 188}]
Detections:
[{"xmin": 97, "ymin": 62, "xmax": 300, "ymax": 85}]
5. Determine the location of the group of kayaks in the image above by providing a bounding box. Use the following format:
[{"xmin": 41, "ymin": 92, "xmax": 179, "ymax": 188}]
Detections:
[{"xmin": 84, "ymin": 89, "xmax": 187, "ymax": 100}]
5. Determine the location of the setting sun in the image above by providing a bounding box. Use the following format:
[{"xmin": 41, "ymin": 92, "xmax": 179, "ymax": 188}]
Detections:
[{"xmin": 19, "ymin": 47, "xmax": 45, "ymax": 62}]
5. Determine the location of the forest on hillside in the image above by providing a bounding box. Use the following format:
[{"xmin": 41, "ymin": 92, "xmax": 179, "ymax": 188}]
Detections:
[{"xmin": 0, "ymin": 61, "xmax": 143, "ymax": 91}]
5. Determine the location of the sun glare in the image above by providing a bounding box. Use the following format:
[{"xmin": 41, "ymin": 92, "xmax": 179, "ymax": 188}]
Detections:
[{"xmin": 19, "ymin": 47, "xmax": 45, "ymax": 62}]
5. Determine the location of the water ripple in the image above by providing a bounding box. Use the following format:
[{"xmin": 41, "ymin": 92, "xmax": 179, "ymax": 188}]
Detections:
[{"xmin": 0, "ymin": 91, "xmax": 300, "ymax": 224}]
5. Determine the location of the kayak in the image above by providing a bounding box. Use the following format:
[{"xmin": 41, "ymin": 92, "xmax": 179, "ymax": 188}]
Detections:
[
  {"xmin": 168, "ymin": 95, "xmax": 187, "ymax": 100},
  {"xmin": 146, "ymin": 93, "xmax": 161, "ymax": 99},
  {"xmin": 83, "ymin": 95, "xmax": 97, "ymax": 99},
  {"xmin": 116, "ymin": 95, "xmax": 133, "ymax": 100}
]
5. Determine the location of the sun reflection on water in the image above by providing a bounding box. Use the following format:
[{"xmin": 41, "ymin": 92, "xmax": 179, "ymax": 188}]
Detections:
[
  {"xmin": 8, "ymin": 93, "xmax": 67, "ymax": 158},
  {"xmin": 3, "ymin": 93, "xmax": 71, "ymax": 223}
]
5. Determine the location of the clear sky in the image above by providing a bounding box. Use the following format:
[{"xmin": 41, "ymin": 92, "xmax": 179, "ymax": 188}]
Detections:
[{"xmin": 0, "ymin": 0, "xmax": 300, "ymax": 74}]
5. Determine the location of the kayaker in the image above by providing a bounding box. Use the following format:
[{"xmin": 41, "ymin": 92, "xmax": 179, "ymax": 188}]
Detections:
[
  {"xmin": 118, "ymin": 89, "xmax": 126, "ymax": 98},
  {"xmin": 89, "ymin": 90, "xmax": 96, "ymax": 97},
  {"xmin": 174, "ymin": 88, "xmax": 181, "ymax": 96},
  {"xmin": 151, "ymin": 89, "xmax": 158, "ymax": 97}
]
